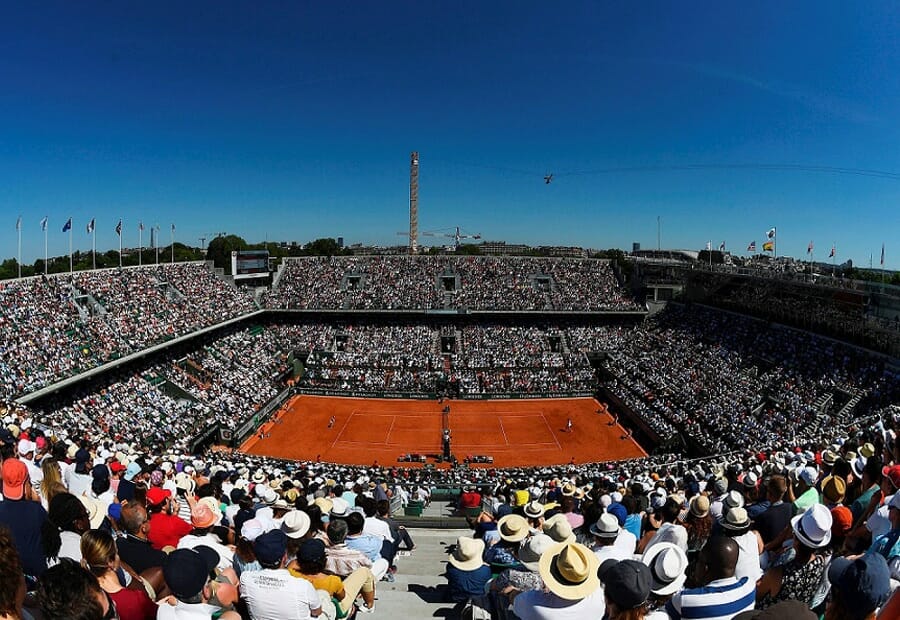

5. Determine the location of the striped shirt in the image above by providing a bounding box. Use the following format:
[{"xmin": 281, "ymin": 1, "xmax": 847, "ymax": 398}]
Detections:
[{"xmin": 665, "ymin": 576, "xmax": 755, "ymax": 620}]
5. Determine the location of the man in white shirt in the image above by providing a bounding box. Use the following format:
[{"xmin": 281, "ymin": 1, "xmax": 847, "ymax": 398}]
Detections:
[
  {"xmin": 159, "ymin": 546, "xmax": 241, "ymax": 620},
  {"xmin": 240, "ymin": 529, "xmax": 324, "ymax": 620},
  {"xmin": 177, "ymin": 504, "xmax": 235, "ymax": 571}
]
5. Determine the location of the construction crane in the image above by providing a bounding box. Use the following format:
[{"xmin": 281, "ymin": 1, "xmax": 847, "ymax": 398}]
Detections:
[{"xmin": 396, "ymin": 226, "xmax": 482, "ymax": 251}]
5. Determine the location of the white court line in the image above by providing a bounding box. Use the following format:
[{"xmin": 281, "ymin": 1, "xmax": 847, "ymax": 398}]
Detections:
[
  {"xmin": 331, "ymin": 412, "xmax": 357, "ymax": 450},
  {"xmin": 498, "ymin": 418, "xmax": 510, "ymax": 446},
  {"xmin": 540, "ymin": 412, "xmax": 562, "ymax": 450},
  {"xmin": 385, "ymin": 416, "xmax": 397, "ymax": 445}
]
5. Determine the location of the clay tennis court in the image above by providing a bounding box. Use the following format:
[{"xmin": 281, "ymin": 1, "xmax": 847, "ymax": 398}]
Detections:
[{"xmin": 241, "ymin": 395, "xmax": 646, "ymax": 467}]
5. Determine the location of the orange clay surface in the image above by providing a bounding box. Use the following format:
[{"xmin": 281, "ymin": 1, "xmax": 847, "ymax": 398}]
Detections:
[{"xmin": 240, "ymin": 395, "xmax": 646, "ymax": 467}]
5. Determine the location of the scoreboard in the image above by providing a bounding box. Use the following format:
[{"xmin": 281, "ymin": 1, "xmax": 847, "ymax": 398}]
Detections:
[{"xmin": 231, "ymin": 250, "xmax": 270, "ymax": 280}]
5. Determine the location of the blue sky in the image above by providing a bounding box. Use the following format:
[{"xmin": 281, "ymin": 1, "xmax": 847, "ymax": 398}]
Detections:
[{"xmin": 1, "ymin": 2, "xmax": 898, "ymax": 268}]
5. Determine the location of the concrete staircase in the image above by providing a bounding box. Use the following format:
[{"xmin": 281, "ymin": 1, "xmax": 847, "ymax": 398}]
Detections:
[{"xmin": 370, "ymin": 501, "xmax": 471, "ymax": 618}]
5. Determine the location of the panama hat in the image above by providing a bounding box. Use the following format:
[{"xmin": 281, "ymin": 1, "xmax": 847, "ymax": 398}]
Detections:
[
  {"xmin": 523, "ymin": 501, "xmax": 546, "ymax": 519},
  {"xmin": 448, "ymin": 537, "xmax": 485, "ymax": 571},
  {"xmin": 589, "ymin": 513, "xmax": 620, "ymax": 539},
  {"xmin": 497, "ymin": 514, "xmax": 530, "ymax": 543},
  {"xmin": 518, "ymin": 533, "xmax": 555, "ymax": 572},
  {"xmin": 720, "ymin": 507, "xmax": 751, "ymax": 532},
  {"xmin": 539, "ymin": 541, "xmax": 600, "ymax": 600},
  {"xmin": 543, "ymin": 513, "xmax": 576, "ymax": 544},
  {"xmin": 791, "ymin": 504, "xmax": 832, "ymax": 549},
  {"xmin": 689, "ymin": 495, "xmax": 710, "ymax": 518},
  {"xmin": 641, "ymin": 542, "xmax": 689, "ymax": 596}
]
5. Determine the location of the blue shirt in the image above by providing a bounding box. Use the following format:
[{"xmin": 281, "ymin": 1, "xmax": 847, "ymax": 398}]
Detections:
[
  {"xmin": 0, "ymin": 498, "xmax": 48, "ymax": 577},
  {"xmin": 346, "ymin": 533, "xmax": 383, "ymax": 562},
  {"xmin": 624, "ymin": 513, "xmax": 642, "ymax": 542},
  {"xmin": 446, "ymin": 563, "xmax": 491, "ymax": 603}
]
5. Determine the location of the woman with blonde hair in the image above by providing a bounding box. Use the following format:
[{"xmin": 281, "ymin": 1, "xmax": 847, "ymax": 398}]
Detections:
[
  {"xmin": 80, "ymin": 529, "xmax": 157, "ymax": 620},
  {"xmin": 39, "ymin": 458, "xmax": 66, "ymax": 510}
]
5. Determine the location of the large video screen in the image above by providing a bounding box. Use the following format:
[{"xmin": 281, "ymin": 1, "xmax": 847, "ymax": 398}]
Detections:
[{"xmin": 232, "ymin": 249, "xmax": 270, "ymax": 280}]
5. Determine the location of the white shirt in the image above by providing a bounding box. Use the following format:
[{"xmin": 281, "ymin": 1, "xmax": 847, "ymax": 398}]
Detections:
[
  {"xmin": 730, "ymin": 530, "xmax": 762, "ymax": 583},
  {"xmin": 177, "ymin": 533, "xmax": 235, "ymax": 571},
  {"xmin": 363, "ymin": 516, "xmax": 393, "ymax": 542},
  {"xmin": 593, "ymin": 543, "xmax": 631, "ymax": 564},
  {"xmin": 613, "ymin": 529, "xmax": 638, "ymax": 555},
  {"xmin": 513, "ymin": 588, "xmax": 606, "ymax": 620},
  {"xmin": 157, "ymin": 601, "xmax": 223, "ymax": 620},
  {"xmin": 240, "ymin": 567, "xmax": 321, "ymax": 620}
]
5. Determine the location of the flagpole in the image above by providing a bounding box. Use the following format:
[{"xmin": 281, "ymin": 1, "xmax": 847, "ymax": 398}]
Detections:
[
  {"xmin": 831, "ymin": 243, "xmax": 835, "ymax": 277},
  {"xmin": 43, "ymin": 220, "xmax": 48, "ymax": 275},
  {"xmin": 92, "ymin": 227, "xmax": 96, "ymax": 270},
  {"xmin": 139, "ymin": 224, "xmax": 143, "ymax": 266},
  {"xmin": 119, "ymin": 223, "xmax": 123, "ymax": 268},
  {"xmin": 68, "ymin": 223, "xmax": 73, "ymax": 274},
  {"xmin": 171, "ymin": 225, "xmax": 175, "ymax": 264},
  {"xmin": 17, "ymin": 218, "xmax": 21, "ymax": 279},
  {"xmin": 155, "ymin": 225, "xmax": 160, "ymax": 264}
]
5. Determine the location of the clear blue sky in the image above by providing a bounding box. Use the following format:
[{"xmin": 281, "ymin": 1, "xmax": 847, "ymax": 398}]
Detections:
[{"xmin": 1, "ymin": 2, "xmax": 898, "ymax": 268}]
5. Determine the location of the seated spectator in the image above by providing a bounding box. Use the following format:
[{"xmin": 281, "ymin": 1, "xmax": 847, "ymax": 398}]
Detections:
[
  {"xmin": 80, "ymin": 529, "xmax": 157, "ymax": 620},
  {"xmin": 0, "ymin": 459, "xmax": 47, "ymax": 579},
  {"xmin": 0, "ymin": 526, "xmax": 27, "ymax": 620},
  {"xmin": 324, "ymin": 519, "xmax": 388, "ymax": 582},
  {"xmin": 42, "ymin": 493, "xmax": 91, "ymax": 565},
  {"xmin": 641, "ymin": 543, "xmax": 689, "ymax": 619},
  {"xmin": 513, "ymin": 541, "xmax": 605, "ymax": 619},
  {"xmin": 445, "ymin": 536, "xmax": 491, "ymax": 604},
  {"xmin": 825, "ymin": 554, "xmax": 891, "ymax": 620},
  {"xmin": 160, "ymin": 547, "xmax": 240, "ymax": 620},
  {"xmin": 866, "ymin": 492, "xmax": 900, "ymax": 581},
  {"xmin": 756, "ymin": 504, "xmax": 832, "ymax": 609},
  {"xmin": 291, "ymin": 538, "xmax": 376, "ymax": 615},
  {"xmin": 665, "ymin": 537, "xmax": 755, "ymax": 620},
  {"xmin": 37, "ymin": 558, "xmax": 111, "ymax": 620},
  {"xmin": 146, "ymin": 487, "xmax": 192, "ymax": 551},
  {"xmin": 240, "ymin": 530, "xmax": 324, "ymax": 620},
  {"xmin": 598, "ymin": 558, "xmax": 653, "ymax": 620},
  {"xmin": 176, "ymin": 504, "xmax": 233, "ymax": 571}
]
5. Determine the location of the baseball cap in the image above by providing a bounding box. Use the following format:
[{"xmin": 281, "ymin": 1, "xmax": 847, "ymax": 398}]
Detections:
[
  {"xmin": 253, "ymin": 529, "xmax": 287, "ymax": 566},
  {"xmin": 146, "ymin": 487, "xmax": 171, "ymax": 506},
  {"xmin": 882, "ymin": 465, "xmax": 900, "ymax": 489},
  {"xmin": 598, "ymin": 559, "xmax": 652, "ymax": 610},
  {"xmin": 163, "ymin": 547, "xmax": 219, "ymax": 599},
  {"xmin": 1, "ymin": 459, "xmax": 28, "ymax": 500},
  {"xmin": 827, "ymin": 554, "xmax": 890, "ymax": 617},
  {"xmin": 297, "ymin": 538, "xmax": 327, "ymax": 564},
  {"xmin": 17, "ymin": 439, "xmax": 35, "ymax": 456}
]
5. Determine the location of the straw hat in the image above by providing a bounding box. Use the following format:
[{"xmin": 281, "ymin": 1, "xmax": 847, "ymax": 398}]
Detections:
[
  {"xmin": 449, "ymin": 537, "xmax": 486, "ymax": 571},
  {"xmin": 523, "ymin": 501, "xmax": 546, "ymax": 520},
  {"xmin": 497, "ymin": 514, "xmax": 530, "ymax": 543},
  {"xmin": 543, "ymin": 513, "xmax": 576, "ymax": 544},
  {"xmin": 689, "ymin": 495, "xmax": 710, "ymax": 518},
  {"xmin": 518, "ymin": 533, "xmax": 555, "ymax": 572},
  {"xmin": 720, "ymin": 507, "xmax": 751, "ymax": 532},
  {"xmin": 821, "ymin": 475, "xmax": 846, "ymax": 504},
  {"xmin": 641, "ymin": 542, "xmax": 689, "ymax": 596},
  {"xmin": 538, "ymin": 541, "xmax": 600, "ymax": 600}
]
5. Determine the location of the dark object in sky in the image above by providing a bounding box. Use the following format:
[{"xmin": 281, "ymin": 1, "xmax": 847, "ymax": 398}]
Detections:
[{"xmin": 544, "ymin": 173, "xmax": 553, "ymax": 184}]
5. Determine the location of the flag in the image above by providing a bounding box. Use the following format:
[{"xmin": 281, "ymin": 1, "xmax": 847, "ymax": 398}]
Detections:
[
  {"xmin": 86, "ymin": 218, "xmax": 95, "ymax": 234},
  {"xmin": 882, "ymin": 243, "xmax": 885, "ymax": 266},
  {"xmin": 705, "ymin": 241, "xmax": 711, "ymax": 251},
  {"xmin": 62, "ymin": 218, "xmax": 72, "ymax": 233},
  {"xmin": 40, "ymin": 216, "xmax": 48, "ymax": 231},
  {"xmin": 747, "ymin": 241, "xmax": 756, "ymax": 252},
  {"xmin": 829, "ymin": 245, "xmax": 835, "ymax": 258},
  {"xmin": 763, "ymin": 241, "xmax": 774, "ymax": 252},
  {"xmin": 807, "ymin": 241, "xmax": 813, "ymax": 254},
  {"xmin": 718, "ymin": 242, "xmax": 726, "ymax": 252},
  {"xmin": 115, "ymin": 220, "xmax": 122, "ymax": 236},
  {"xmin": 766, "ymin": 227, "xmax": 776, "ymax": 239},
  {"xmin": 16, "ymin": 216, "xmax": 21, "ymax": 231},
  {"xmin": 139, "ymin": 221, "xmax": 144, "ymax": 232},
  {"xmin": 150, "ymin": 226, "xmax": 155, "ymax": 248},
  {"xmin": 171, "ymin": 223, "xmax": 175, "ymax": 233}
]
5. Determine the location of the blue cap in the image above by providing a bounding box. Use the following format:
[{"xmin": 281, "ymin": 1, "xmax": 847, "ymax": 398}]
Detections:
[
  {"xmin": 827, "ymin": 554, "xmax": 890, "ymax": 616},
  {"xmin": 607, "ymin": 502, "xmax": 627, "ymax": 526},
  {"xmin": 253, "ymin": 529, "xmax": 287, "ymax": 566}
]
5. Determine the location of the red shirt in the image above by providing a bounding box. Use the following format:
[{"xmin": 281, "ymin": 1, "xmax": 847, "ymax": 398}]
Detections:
[
  {"xmin": 110, "ymin": 586, "xmax": 157, "ymax": 620},
  {"xmin": 460, "ymin": 491, "xmax": 482, "ymax": 509},
  {"xmin": 148, "ymin": 512, "xmax": 192, "ymax": 550}
]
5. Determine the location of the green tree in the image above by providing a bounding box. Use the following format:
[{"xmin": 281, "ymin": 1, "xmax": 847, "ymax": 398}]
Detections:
[{"xmin": 206, "ymin": 235, "xmax": 249, "ymax": 274}]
